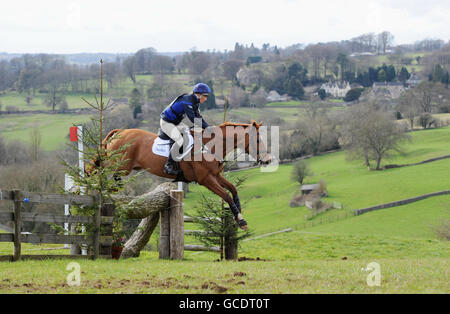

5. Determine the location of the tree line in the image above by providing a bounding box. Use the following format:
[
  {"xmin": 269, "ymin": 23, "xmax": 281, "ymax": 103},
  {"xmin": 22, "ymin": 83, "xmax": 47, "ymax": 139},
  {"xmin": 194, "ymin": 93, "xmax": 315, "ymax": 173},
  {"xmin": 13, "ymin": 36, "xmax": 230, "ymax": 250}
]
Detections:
[{"xmin": 1, "ymin": 32, "xmax": 449, "ymax": 112}]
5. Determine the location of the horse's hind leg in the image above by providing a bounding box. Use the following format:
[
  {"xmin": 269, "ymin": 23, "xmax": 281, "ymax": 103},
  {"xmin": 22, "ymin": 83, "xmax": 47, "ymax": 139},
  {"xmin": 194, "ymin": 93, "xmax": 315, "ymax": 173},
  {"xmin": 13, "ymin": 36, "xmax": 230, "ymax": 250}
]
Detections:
[
  {"xmin": 199, "ymin": 175, "xmax": 247, "ymax": 230},
  {"xmin": 216, "ymin": 174, "xmax": 242, "ymax": 212}
]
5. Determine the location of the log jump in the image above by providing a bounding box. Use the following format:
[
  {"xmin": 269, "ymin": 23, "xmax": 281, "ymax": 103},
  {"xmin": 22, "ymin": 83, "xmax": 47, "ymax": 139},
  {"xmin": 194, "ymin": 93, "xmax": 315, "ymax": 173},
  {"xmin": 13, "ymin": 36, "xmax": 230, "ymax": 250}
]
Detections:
[{"xmin": 118, "ymin": 183, "xmax": 231, "ymax": 260}]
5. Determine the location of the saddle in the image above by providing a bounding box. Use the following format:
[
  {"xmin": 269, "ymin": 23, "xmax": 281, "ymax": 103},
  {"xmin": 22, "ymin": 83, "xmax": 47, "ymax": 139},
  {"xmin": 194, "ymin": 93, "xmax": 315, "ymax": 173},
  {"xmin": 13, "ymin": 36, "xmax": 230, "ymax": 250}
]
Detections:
[{"xmin": 154, "ymin": 129, "xmax": 193, "ymax": 183}]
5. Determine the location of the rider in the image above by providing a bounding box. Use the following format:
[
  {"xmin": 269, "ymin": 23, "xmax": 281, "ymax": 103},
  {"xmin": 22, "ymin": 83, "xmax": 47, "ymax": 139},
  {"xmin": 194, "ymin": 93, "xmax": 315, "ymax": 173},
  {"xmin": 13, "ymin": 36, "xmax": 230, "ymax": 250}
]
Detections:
[{"xmin": 160, "ymin": 83, "xmax": 211, "ymax": 175}]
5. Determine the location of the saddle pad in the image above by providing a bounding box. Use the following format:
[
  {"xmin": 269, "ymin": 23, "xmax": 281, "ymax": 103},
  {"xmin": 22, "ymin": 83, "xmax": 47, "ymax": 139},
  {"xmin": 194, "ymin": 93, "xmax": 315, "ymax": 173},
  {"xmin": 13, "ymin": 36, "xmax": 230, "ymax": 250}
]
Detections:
[
  {"xmin": 152, "ymin": 137, "xmax": 171, "ymax": 157},
  {"xmin": 152, "ymin": 135, "xmax": 194, "ymax": 159}
]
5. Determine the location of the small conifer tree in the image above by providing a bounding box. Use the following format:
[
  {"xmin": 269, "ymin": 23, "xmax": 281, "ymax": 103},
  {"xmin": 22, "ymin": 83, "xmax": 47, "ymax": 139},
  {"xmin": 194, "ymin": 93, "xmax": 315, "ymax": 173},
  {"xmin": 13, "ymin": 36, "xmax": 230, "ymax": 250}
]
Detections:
[
  {"xmin": 191, "ymin": 174, "xmax": 251, "ymax": 260},
  {"xmin": 59, "ymin": 60, "xmax": 136, "ymax": 257}
]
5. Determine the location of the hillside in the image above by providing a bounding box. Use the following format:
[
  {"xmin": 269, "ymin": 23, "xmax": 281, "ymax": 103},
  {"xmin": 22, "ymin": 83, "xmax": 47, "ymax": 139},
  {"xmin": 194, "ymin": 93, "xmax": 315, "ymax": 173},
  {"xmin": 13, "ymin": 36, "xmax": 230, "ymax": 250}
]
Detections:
[
  {"xmin": 0, "ymin": 126, "xmax": 448, "ymax": 294},
  {"xmin": 184, "ymin": 126, "xmax": 450, "ymax": 237}
]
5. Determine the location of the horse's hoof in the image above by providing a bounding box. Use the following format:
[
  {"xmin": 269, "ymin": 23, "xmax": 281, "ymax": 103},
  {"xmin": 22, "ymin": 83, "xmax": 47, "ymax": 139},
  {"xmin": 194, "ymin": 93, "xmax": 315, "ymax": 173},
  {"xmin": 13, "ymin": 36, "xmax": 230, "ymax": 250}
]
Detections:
[{"xmin": 236, "ymin": 218, "xmax": 247, "ymax": 230}]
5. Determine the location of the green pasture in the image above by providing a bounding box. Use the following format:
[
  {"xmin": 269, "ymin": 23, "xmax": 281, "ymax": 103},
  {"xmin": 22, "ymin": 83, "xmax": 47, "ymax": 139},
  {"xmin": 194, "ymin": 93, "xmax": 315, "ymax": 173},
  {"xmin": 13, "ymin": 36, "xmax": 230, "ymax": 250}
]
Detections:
[
  {"xmin": 0, "ymin": 74, "xmax": 199, "ymax": 112},
  {"xmin": 183, "ymin": 127, "xmax": 450, "ymax": 234},
  {"xmin": 0, "ymin": 91, "xmax": 96, "ymax": 111},
  {"xmin": 370, "ymin": 52, "xmax": 427, "ymax": 73},
  {"xmin": 265, "ymin": 100, "xmax": 308, "ymax": 107},
  {"xmin": 0, "ymin": 250, "xmax": 447, "ymax": 293},
  {"xmin": 0, "ymin": 113, "xmax": 92, "ymax": 151},
  {"xmin": 204, "ymin": 106, "xmax": 302, "ymax": 125},
  {"xmin": 398, "ymin": 113, "xmax": 450, "ymax": 130},
  {"xmin": 0, "ymin": 124, "xmax": 449, "ymax": 294}
]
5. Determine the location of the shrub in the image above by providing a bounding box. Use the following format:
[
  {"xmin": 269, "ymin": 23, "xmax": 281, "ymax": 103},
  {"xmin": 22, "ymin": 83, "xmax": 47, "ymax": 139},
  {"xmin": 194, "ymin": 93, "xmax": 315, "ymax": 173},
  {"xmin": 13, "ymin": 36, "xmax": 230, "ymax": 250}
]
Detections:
[
  {"xmin": 344, "ymin": 88, "xmax": 363, "ymax": 102},
  {"xmin": 418, "ymin": 113, "xmax": 436, "ymax": 129},
  {"xmin": 291, "ymin": 160, "xmax": 313, "ymax": 185},
  {"xmin": 318, "ymin": 89, "xmax": 326, "ymax": 100}
]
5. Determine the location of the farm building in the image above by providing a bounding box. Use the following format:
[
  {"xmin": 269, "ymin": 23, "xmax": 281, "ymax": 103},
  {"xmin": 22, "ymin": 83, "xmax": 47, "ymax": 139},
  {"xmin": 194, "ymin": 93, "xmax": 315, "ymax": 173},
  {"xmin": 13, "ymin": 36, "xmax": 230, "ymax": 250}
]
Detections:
[
  {"xmin": 301, "ymin": 184, "xmax": 321, "ymax": 195},
  {"xmin": 266, "ymin": 90, "xmax": 290, "ymax": 102}
]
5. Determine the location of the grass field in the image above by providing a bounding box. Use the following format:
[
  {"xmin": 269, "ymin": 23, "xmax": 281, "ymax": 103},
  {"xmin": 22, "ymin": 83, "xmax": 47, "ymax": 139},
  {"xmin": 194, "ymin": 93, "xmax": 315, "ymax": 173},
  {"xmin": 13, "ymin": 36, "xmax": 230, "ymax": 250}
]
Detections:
[
  {"xmin": 0, "ymin": 113, "xmax": 92, "ymax": 150},
  {"xmin": 0, "ymin": 74, "xmax": 195, "ymax": 112},
  {"xmin": 0, "ymin": 123, "xmax": 448, "ymax": 294},
  {"xmin": 0, "ymin": 91, "xmax": 96, "ymax": 111}
]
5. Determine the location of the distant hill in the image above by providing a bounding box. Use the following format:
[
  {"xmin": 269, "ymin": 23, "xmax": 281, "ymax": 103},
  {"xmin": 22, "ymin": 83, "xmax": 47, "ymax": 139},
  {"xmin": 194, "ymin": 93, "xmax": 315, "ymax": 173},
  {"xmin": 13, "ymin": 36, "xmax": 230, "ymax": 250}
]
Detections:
[
  {"xmin": 63, "ymin": 52, "xmax": 133, "ymax": 64},
  {"xmin": 0, "ymin": 52, "xmax": 22, "ymax": 61},
  {"xmin": 0, "ymin": 51, "xmax": 186, "ymax": 65}
]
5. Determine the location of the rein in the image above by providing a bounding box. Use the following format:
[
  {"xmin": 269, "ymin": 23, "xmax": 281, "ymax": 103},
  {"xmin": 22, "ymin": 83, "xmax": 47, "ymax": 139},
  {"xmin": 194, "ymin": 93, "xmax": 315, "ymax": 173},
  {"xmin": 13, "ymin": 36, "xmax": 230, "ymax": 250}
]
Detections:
[{"xmin": 190, "ymin": 123, "xmax": 262, "ymax": 164}]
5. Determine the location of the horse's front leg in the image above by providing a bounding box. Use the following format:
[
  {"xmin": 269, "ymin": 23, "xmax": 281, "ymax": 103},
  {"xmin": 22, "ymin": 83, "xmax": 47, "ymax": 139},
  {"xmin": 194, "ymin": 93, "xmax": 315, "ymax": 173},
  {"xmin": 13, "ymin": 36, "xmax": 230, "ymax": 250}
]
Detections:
[
  {"xmin": 216, "ymin": 174, "xmax": 241, "ymax": 212},
  {"xmin": 199, "ymin": 174, "xmax": 247, "ymax": 230}
]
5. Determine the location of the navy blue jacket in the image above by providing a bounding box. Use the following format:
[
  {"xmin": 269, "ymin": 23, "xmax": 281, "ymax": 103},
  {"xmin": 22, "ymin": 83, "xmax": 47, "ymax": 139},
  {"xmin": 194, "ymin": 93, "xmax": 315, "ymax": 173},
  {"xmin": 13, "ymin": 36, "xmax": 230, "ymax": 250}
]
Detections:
[{"xmin": 161, "ymin": 94, "xmax": 209, "ymax": 128}]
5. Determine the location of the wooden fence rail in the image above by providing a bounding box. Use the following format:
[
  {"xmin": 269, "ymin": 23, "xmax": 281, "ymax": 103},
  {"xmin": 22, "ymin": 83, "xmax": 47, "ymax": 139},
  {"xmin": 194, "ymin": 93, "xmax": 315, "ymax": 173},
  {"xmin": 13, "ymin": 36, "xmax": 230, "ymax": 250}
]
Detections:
[{"xmin": 0, "ymin": 189, "xmax": 113, "ymax": 261}]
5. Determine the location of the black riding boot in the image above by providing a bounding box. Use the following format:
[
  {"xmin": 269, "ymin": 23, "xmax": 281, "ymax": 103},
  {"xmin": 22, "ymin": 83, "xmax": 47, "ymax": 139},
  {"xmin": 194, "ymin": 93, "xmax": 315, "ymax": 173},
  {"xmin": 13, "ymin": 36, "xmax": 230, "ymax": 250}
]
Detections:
[{"xmin": 164, "ymin": 153, "xmax": 180, "ymax": 175}]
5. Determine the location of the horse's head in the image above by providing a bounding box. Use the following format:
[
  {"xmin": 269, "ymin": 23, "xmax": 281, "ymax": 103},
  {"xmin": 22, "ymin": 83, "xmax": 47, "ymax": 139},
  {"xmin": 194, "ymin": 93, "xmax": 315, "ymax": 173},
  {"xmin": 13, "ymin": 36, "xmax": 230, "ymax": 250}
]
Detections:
[{"xmin": 247, "ymin": 120, "xmax": 272, "ymax": 165}]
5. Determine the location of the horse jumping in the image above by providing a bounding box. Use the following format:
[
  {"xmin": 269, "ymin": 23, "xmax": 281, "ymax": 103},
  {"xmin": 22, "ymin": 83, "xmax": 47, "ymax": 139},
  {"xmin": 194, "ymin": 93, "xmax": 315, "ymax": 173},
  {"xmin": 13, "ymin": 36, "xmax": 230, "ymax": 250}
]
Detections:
[{"xmin": 86, "ymin": 120, "xmax": 272, "ymax": 230}]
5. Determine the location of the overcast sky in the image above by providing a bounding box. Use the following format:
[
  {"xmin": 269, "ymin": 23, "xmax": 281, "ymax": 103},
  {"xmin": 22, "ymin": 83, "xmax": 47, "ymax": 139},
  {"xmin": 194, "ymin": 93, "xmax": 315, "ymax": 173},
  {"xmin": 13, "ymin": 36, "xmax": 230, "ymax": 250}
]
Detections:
[{"xmin": 1, "ymin": 0, "xmax": 449, "ymax": 54}]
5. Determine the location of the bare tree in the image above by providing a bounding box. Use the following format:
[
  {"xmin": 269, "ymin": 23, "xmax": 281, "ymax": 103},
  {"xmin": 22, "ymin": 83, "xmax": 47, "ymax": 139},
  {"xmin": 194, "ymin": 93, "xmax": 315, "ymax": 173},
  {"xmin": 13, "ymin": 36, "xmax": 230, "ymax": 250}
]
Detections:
[
  {"xmin": 228, "ymin": 86, "xmax": 249, "ymax": 108},
  {"xmin": 340, "ymin": 102, "xmax": 409, "ymax": 170},
  {"xmin": 377, "ymin": 31, "xmax": 394, "ymax": 55},
  {"xmin": 295, "ymin": 104, "xmax": 339, "ymax": 155},
  {"xmin": 0, "ymin": 136, "xmax": 7, "ymax": 165},
  {"xmin": 123, "ymin": 55, "xmax": 137, "ymax": 84},
  {"xmin": 398, "ymin": 91, "xmax": 421, "ymax": 129},
  {"xmin": 250, "ymin": 88, "xmax": 268, "ymax": 107},
  {"xmin": 222, "ymin": 59, "xmax": 244, "ymax": 81},
  {"xmin": 401, "ymin": 81, "xmax": 449, "ymax": 115}
]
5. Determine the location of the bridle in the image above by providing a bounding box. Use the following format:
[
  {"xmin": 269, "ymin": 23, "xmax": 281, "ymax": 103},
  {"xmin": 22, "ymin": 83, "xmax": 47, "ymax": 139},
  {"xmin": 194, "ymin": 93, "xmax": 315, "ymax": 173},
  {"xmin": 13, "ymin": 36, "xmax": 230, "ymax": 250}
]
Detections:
[{"xmin": 190, "ymin": 124, "xmax": 267, "ymax": 164}]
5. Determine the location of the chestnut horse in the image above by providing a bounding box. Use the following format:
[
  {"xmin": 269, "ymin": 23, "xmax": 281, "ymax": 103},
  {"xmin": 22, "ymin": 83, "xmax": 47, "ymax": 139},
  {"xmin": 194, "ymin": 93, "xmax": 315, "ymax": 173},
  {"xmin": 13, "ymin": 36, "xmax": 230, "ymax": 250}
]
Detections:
[{"xmin": 89, "ymin": 121, "xmax": 271, "ymax": 230}]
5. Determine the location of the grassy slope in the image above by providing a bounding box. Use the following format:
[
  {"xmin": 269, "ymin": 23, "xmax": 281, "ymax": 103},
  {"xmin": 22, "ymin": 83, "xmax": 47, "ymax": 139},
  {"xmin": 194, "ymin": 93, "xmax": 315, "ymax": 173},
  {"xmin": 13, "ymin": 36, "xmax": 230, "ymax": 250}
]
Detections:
[
  {"xmin": 0, "ymin": 122, "xmax": 449, "ymax": 294},
  {"xmin": 184, "ymin": 127, "xmax": 450, "ymax": 236},
  {"xmin": 0, "ymin": 91, "xmax": 95, "ymax": 111},
  {"xmin": 0, "ymin": 113, "xmax": 92, "ymax": 150},
  {"xmin": 0, "ymin": 74, "xmax": 194, "ymax": 112}
]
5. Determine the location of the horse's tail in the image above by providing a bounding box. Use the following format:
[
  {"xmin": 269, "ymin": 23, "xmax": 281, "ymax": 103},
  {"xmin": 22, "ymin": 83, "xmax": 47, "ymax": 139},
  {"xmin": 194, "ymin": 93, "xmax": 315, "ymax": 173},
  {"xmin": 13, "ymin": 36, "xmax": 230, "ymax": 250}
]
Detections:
[
  {"xmin": 102, "ymin": 129, "xmax": 121, "ymax": 149},
  {"xmin": 85, "ymin": 129, "xmax": 122, "ymax": 176}
]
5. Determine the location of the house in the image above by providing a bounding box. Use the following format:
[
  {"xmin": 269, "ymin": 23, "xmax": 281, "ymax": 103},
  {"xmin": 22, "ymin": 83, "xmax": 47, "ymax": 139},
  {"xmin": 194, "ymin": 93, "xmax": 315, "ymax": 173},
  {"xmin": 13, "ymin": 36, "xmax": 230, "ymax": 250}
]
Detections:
[
  {"xmin": 266, "ymin": 90, "xmax": 290, "ymax": 102},
  {"xmin": 372, "ymin": 82, "xmax": 405, "ymax": 99},
  {"xmin": 320, "ymin": 81, "xmax": 351, "ymax": 98},
  {"xmin": 405, "ymin": 73, "xmax": 422, "ymax": 88}
]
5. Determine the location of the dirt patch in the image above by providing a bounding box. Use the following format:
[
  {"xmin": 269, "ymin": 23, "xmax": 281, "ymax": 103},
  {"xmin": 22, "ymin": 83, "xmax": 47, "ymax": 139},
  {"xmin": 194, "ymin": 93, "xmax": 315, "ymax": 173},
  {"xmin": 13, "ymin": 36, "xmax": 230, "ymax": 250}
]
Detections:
[
  {"xmin": 201, "ymin": 281, "xmax": 228, "ymax": 293},
  {"xmin": 238, "ymin": 256, "xmax": 267, "ymax": 262}
]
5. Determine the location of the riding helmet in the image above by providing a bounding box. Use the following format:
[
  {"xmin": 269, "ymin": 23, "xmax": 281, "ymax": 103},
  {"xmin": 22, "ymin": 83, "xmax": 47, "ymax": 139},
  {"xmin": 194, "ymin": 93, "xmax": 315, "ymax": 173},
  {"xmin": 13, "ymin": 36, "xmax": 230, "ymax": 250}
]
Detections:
[{"xmin": 193, "ymin": 83, "xmax": 211, "ymax": 95}]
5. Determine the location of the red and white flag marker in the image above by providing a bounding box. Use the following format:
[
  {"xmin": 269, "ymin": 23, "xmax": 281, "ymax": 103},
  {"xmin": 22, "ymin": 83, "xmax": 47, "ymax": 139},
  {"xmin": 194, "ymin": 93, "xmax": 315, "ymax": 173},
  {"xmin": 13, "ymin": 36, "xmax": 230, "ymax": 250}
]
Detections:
[{"xmin": 66, "ymin": 126, "xmax": 86, "ymax": 254}]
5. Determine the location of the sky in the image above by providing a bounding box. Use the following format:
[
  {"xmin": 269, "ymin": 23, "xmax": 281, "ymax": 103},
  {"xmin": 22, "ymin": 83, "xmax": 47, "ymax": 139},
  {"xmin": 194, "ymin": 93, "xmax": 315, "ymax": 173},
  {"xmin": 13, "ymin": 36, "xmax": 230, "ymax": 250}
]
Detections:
[{"xmin": 1, "ymin": 0, "xmax": 449, "ymax": 54}]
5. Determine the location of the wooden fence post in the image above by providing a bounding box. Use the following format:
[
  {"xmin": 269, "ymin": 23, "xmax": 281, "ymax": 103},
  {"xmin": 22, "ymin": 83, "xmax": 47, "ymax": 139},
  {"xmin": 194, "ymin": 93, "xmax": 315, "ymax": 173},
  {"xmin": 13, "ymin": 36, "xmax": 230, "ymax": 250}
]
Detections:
[
  {"xmin": 159, "ymin": 205, "xmax": 171, "ymax": 259},
  {"xmin": 100, "ymin": 202, "xmax": 114, "ymax": 257},
  {"xmin": 93, "ymin": 193, "xmax": 102, "ymax": 260},
  {"xmin": 13, "ymin": 189, "xmax": 22, "ymax": 262},
  {"xmin": 169, "ymin": 190, "xmax": 184, "ymax": 260},
  {"xmin": 224, "ymin": 214, "xmax": 238, "ymax": 260}
]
